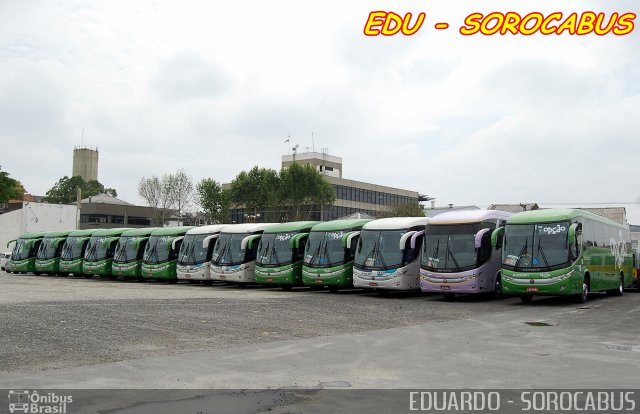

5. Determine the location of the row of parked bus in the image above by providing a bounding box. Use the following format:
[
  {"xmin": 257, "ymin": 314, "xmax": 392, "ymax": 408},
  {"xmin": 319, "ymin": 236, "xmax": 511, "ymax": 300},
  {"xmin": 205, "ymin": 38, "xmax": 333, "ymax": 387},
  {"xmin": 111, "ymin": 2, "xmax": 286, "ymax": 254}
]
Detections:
[{"xmin": 5, "ymin": 208, "xmax": 638, "ymax": 303}]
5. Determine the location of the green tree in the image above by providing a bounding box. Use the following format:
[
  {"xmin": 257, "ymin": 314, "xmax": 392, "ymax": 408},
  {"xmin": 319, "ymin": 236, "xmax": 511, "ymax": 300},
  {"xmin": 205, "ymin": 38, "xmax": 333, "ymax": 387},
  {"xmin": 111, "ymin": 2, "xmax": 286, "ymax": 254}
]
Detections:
[
  {"xmin": 196, "ymin": 178, "xmax": 231, "ymax": 224},
  {"xmin": 279, "ymin": 162, "xmax": 336, "ymax": 221},
  {"xmin": 229, "ymin": 166, "xmax": 280, "ymax": 220},
  {"xmin": 0, "ymin": 167, "xmax": 25, "ymax": 202},
  {"xmin": 377, "ymin": 202, "xmax": 425, "ymax": 218},
  {"xmin": 43, "ymin": 176, "xmax": 117, "ymax": 204}
]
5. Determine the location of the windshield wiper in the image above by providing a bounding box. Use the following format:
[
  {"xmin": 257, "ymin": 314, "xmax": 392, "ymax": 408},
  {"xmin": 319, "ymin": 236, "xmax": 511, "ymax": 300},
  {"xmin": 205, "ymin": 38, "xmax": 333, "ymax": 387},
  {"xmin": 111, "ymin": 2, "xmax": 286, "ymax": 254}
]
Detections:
[
  {"xmin": 446, "ymin": 244, "xmax": 461, "ymax": 271},
  {"xmin": 513, "ymin": 238, "xmax": 529, "ymax": 269},
  {"xmin": 307, "ymin": 240, "xmax": 323, "ymax": 265},
  {"xmin": 270, "ymin": 242, "xmax": 281, "ymax": 265},
  {"xmin": 86, "ymin": 242, "xmax": 97, "ymax": 261},
  {"xmin": 537, "ymin": 240, "xmax": 550, "ymax": 268},
  {"xmin": 374, "ymin": 240, "xmax": 387, "ymax": 269}
]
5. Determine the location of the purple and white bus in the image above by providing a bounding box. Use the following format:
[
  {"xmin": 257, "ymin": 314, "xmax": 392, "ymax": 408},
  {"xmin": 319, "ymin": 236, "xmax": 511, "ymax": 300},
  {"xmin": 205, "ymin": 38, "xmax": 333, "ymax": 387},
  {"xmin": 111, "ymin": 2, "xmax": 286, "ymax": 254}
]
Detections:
[{"xmin": 420, "ymin": 210, "xmax": 512, "ymax": 300}]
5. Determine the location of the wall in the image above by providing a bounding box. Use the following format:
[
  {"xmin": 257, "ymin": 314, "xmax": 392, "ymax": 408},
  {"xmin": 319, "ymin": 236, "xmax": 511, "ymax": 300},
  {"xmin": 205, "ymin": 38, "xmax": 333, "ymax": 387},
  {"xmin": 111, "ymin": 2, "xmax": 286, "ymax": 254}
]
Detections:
[{"xmin": 0, "ymin": 202, "xmax": 78, "ymax": 252}]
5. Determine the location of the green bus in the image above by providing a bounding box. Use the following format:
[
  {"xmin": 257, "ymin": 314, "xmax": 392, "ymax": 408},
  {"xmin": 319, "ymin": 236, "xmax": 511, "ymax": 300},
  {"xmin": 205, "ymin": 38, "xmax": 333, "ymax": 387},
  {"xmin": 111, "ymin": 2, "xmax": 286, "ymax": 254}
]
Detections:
[
  {"xmin": 6, "ymin": 232, "xmax": 46, "ymax": 274},
  {"xmin": 255, "ymin": 221, "xmax": 321, "ymax": 289},
  {"xmin": 59, "ymin": 229, "xmax": 99, "ymax": 276},
  {"xmin": 302, "ymin": 219, "xmax": 372, "ymax": 292},
  {"xmin": 112, "ymin": 228, "xmax": 159, "ymax": 280},
  {"xmin": 35, "ymin": 230, "xmax": 73, "ymax": 275},
  {"xmin": 498, "ymin": 209, "xmax": 634, "ymax": 303},
  {"xmin": 82, "ymin": 228, "xmax": 133, "ymax": 278},
  {"xmin": 141, "ymin": 226, "xmax": 194, "ymax": 282}
]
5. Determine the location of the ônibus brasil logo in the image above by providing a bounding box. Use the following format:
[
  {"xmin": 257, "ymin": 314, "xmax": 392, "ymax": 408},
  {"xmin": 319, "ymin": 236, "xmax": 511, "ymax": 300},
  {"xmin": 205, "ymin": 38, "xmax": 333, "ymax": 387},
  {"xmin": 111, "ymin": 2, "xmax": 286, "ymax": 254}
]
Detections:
[{"xmin": 8, "ymin": 390, "xmax": 73, "ymax": 413}]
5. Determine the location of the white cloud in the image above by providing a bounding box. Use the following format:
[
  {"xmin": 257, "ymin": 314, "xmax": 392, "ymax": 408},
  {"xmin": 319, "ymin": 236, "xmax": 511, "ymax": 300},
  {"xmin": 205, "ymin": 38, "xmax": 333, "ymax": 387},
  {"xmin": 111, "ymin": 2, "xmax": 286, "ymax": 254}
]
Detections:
[{"xmin": 0, "ymin": 0, "xmax": 638, "ymax": 222}]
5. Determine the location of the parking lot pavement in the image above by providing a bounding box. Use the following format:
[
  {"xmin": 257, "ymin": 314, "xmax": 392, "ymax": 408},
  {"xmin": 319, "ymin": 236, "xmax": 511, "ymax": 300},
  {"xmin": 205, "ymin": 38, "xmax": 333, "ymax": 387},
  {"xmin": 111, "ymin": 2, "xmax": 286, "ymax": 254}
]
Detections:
[{"xmin": 1, "ymin": 272, "xmax": 639, "ymax": 389}]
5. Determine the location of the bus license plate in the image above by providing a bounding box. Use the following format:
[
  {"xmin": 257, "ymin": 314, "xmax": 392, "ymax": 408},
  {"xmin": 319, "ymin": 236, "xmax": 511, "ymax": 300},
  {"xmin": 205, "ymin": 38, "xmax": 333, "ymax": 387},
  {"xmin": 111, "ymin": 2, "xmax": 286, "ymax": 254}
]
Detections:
[
  {"xmin": 369, "ymin": 282, "xmax": 378, "ymax": 287},
  {"xmin": 315, "ymin": 280, "xmax": 322, "ymax": 284},
  {"xmin": 440, "ymin": 285, "xmax": 451, "ymax": 290},
  {"xmin": 266, "ymin": 278, "xmax": 273, "ymax": 282},
  {"xmin": 220, "ymin": 275, "xmax": 226, "ymax": 280},
  {"xmin": 527, "ymin": 287, "xmax": 539, "ymax": 292}
]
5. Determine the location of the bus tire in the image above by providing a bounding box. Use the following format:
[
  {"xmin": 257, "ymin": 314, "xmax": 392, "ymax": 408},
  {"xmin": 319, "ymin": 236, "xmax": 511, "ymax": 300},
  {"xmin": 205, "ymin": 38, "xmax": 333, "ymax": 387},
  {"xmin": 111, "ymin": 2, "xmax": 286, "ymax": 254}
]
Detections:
[
  {"xmin": 520, "ymin": 295, "xmax": 533, "ymax": 304},
  {"xmin": 607, "ymin": 274, "xmax": 624, "ymax": 296},
  {"xmin": 493, "ymin": 275, "xmax": 503, "ymax": 299},
  {"xmin": 575, "ymin": 280, "xmax": 589, "ymax": 304},
  {"xmin": 443, "ymin": 293, "xmax": 456, "ymax": 301}
]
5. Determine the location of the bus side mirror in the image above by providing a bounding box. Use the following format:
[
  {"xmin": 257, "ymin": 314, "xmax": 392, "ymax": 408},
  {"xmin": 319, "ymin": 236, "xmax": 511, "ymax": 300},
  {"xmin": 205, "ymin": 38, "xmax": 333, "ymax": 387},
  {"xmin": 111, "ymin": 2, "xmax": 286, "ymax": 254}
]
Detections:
[
  {"xmin": 171, "ymin": 236, "xmax": 185, "ymax": 251},
  {"xmin": 568, "ymin": 223, "xmax": 582, "ymax": 245},
  {"xmin": 398, "ymin": 231, "xmax": 417, "ymax": 250},
  {"xmin": 202, "ymin": 234, "xmax": 219, "ymax": 249},
  {"xmin": 491, "ymin": 227, "xmax": 505, "ymax": 249},
  {"xmin": 342, "ymin": 231, "xmax": 361, "ymax": 250}
]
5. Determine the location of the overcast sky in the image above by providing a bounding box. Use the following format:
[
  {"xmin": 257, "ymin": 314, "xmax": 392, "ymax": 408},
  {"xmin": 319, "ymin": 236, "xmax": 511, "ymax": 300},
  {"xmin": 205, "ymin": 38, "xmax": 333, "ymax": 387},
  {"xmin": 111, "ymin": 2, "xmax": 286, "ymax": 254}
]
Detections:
[{"xmin": 1, "ymin": 0, "xmax": 638, "ymax": 222}]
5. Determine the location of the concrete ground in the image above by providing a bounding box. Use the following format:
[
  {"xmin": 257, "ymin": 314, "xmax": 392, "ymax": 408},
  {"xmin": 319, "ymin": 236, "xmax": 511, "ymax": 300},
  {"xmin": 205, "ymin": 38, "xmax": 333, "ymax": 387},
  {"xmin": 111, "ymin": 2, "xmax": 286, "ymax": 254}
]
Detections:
[{"xmin": 1, "ymin": 272, "xmax": 639, "ymax": 411}]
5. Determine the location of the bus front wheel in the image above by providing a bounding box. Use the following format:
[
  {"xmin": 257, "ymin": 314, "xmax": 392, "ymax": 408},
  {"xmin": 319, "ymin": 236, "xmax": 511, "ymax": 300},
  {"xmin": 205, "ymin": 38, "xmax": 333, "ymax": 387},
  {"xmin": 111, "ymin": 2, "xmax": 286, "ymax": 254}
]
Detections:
[
  {"xmin": 575, "ymin": 281, "xmax": 589, "ymax": 303},
  {"xmin": 493, "ymin": 276, "xmax": 503, "ymax": 299}
]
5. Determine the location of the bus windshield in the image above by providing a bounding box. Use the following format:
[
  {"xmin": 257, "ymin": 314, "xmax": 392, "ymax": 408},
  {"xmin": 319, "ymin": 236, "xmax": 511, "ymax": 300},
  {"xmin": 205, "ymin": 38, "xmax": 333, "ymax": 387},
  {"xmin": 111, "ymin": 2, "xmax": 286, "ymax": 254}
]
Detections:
[
  {"xmin": 502, "ymin": 222, "xmax": 570, "ymax": 270},
  {"xmin": 143, "ymin": 235, "xmax": 177, "ymax": 265},
  {"xmin": 178, "ymin": 234, "xmax": 213, "ymax": 265},
  {"xmin": 354, "ymin": 229, "xmax": 407, "ymax": 270},
  {"xmin": 114, "ymin": 236, "xmax": 143, "ymax": 264},
  {"xmin": 12, "ymin": 239, "xmax": 36, "ymax": 260},
  {"xmin": 37, "ymin": 238, "xmax": 59, "ymax": 260},
  {"xmin": 211, "ymin": 233, "xmax": 252, "ymax": 266},
  {"xmin": 61, "ymin": 237, "xmax": 86, "ymax": 260},
  {"xmin": 256, "ymin": 232, "xmax": 298, "ymax": 267},
  {"xmin": 421, "ymin": 223, "xmax": 481, "ymax": 272},
  {"xmin": 304, "ymin": 230, "xmax": 348, "ymax": 268},
  {"xmin": 84, "ymin": 236, "xmax": 110, "ymax": 262}
]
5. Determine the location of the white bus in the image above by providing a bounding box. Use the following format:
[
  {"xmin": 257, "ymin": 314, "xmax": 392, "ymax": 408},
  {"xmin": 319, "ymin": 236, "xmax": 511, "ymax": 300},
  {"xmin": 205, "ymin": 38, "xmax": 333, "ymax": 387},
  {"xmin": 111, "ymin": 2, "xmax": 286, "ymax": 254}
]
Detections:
[
  {"xmin": 209, "ymin": 223, "xmax": 280, "ymax": 284},
  {"xmin": 420, "ymin": 209, "xmax": 512, "ymax": 299},
  {"xmin": 353, "ymin": 217, "xmax": 429, "ymax": 291},
  {"xmin": 176, "ymin": 224, "xmax": 230, "ymax": 283}
]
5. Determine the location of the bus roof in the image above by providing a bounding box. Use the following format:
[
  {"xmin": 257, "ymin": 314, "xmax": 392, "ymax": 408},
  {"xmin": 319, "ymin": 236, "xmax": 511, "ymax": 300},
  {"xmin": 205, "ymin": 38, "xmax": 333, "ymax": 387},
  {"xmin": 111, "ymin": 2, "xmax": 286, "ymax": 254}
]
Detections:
[
  {"xmin": 120, "ymin": 228, "xmax": 161, "ymax": 237},
  {"xmin": 89, "ymin": 228, "xmax": 135, "ymax": 237},
  {"xmin": 149, "ymin": 226, "xmax": 196, "ymax": 237},
  {"xmin": 429, "ymin": 209, "xmax": 512, "ymax": 224},
  {"xmin": 507, "ymin": 208, "xmax": 628, "ymax": 228},
  {"xmin": 263, "ymin": 221, "xmax": 321, "ymax": 234},
  {"xmin": 310, "ymin": 219, "xmax": 372, "ymax": 232},
  {"xmin": 221, "ymin": 223, "xmax": 280, "ymax": 234},
  {"xmin": 41, "ymin": 230, "xmax": 74, "ymax": 238},
  {"xmin": 67, "ymin": 229, "xmax": 101, "ymax": 237},
  {"xmin": 362, "ymin": 217, "xmax": 428, "ymax": 230},
  {"xmin": 185, "ymin": 224, "xmax": 230, "ymax": 235},
  {"xmin": 16, "ymin": 231, "xmax": 47, "ymax": 239}
]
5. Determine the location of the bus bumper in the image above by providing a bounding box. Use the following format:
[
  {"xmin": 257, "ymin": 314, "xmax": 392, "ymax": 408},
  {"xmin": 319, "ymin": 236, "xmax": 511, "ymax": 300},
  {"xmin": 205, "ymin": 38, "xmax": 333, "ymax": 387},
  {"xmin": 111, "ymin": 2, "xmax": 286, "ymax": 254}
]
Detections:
[
  {"xmin": 177, "ymin": 264, "xmax": 210, "ymax": 281},
  {"xmin": 210, "ymin": 264, "xmax": 253, "ymax": 283},
  {"xmin": 353, "ymin": 269, "xmax": 419, "ymax": 290},
  {"xmin": 255, "ymin": 271, "xmax": 298, "ymax": 285},
  {"xmin": 502, "ymin": 272, "xmax": 581, "ymax": 296}
]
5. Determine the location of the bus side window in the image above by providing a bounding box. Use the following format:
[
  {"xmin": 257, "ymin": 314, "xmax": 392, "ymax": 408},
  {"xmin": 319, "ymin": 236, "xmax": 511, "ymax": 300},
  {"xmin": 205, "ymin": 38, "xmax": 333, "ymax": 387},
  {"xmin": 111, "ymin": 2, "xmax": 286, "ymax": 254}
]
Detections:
[
  {"xmin": 478, "ymin": 232, "xmax": 492, "ymax": 264},
  {"xmin": 108, "ymin": 241, "xmax": 117, "ymax": 258},
  {"xmin": 170, "ymin": 240, "xmax": 182, "ymax": 260},
  {"xmin": 296, "ymin": 238, "xmax": 307, "ymax": 262},
  {"xmin": 345, "ymin": 236, "xmax": 359, "ymax": 261},
  {"xmin": 137, "ymin": 240, "xmax": 148, "ymax": 260},
  {"xmin": 246, "ymin": 241, "xmax": 258, "ymax": 262}
]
